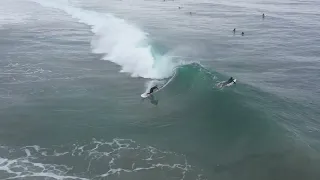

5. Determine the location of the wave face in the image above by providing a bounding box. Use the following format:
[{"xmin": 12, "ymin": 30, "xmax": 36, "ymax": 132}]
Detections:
[
  {"xmin": 23, "ymin": 1, "xmax": 320, "ymax": 179},
  {"xmin": 154, "ymin": 62, "xmax": 305, "ymax": 144},
  {"xmin": 32, "ymin": 0, "xmax": 176, "ymax": 79}
]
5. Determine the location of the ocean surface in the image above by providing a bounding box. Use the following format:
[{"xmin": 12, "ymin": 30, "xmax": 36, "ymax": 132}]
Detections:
[{"xmin": 1, "ymin": 0, "xmax": 320, "ymax": 179}]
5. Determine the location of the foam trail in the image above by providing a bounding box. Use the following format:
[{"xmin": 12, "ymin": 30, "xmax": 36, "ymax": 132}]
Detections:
[
  {"xmin": 0, "ymin": 138, "xmax": 206, "ymax": 180},
  {"xmin": 32, "ymin": 0, "xmax": 175, "ymax": 79}
]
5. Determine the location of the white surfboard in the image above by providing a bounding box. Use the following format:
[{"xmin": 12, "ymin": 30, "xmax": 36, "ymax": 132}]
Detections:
[
  {"xmin": 226, "ymin": 79, "xmax": 236, "ymax": 87},
  {"xmin": 141, "ymin": 90, "xmax": 158, "ymax": 98},
  {"xmin": 141, "ymin": 88, "xmax": 161, "ymax": 98},
  {"xmin": 141, "ymin": 85, "xmax": 163, "ymax": 98},
  {"xmin": 141, "ymin": 93, "xmax": 149, "ymax": 98}
]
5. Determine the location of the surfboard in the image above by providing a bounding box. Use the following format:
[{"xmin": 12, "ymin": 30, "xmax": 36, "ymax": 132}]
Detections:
[
  {"xmin": 141, "ymin": 88, "xmax": 159, "ymax": 98},
  {"xmin": 141, "ymin": 90, "xmax": 158, "ymax": 98},
  {"xmin": 226, "ymin": 79, "xmax": 236, "ymax": 86},
  {"xmin": 141, "ymin": 93, "xmax": 149, "ymax": 98}
]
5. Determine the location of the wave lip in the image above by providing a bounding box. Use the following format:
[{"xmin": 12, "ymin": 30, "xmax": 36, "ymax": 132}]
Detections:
[{"xmin": 32, "ymin": 0, "xmax": 175, "ymax": 79}]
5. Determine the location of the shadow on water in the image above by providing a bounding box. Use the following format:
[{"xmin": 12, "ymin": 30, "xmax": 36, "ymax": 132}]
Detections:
[{"xmin": 141, "ymin": 94, "xmax": 159, "ymax": 105}]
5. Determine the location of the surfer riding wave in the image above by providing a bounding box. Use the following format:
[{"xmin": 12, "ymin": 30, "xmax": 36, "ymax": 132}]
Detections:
[
  {"xmin": 147, "ymin": 85, "xmax": 159, "ymax": 95},
  {"xmin": 226, "ymin": 77, "xmax": 236, "ymax": 84},
  {"xmin": 216, "ymin": 77, "xmax": 237, "ymax": 88}
]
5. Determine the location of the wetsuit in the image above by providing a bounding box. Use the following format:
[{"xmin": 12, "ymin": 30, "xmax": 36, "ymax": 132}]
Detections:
[
  {"xmin": 148, "ymin": 86, "xmax": 158, "ymax": 94},
  {"xmin": 226, "ymin": 77, "xmax": 235, "ymax": 84}
]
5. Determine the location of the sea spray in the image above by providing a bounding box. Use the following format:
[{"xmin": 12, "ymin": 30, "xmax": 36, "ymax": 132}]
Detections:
[{"xmin": 32, "ymin": 0, "xmax": 176, "ymax": 79}]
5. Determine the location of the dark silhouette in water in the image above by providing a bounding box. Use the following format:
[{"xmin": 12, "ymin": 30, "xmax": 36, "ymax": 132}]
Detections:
[
  {"xmin": 149, "ymin": 95, "xmax": 159, "ymax": 105},
  {"xmin": 141, "ymin": 94, "xmax": 158, "ymax": 105},
  {"xmin": 140, "ymin": 85, "xmax": 159, "ymax": 105},
  {"xmin": 241, "ymin": 32, "xmax": 244, "ymax": 36},
  {"xmin": 233, "ymin": 28, "xmax": 236, "ymax": 34},
  {"xmin": 262, "ymin": 13, "xmax": 265, "ymax": 19}
]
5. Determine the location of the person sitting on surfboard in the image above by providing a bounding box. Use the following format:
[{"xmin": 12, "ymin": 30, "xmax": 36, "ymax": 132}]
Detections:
[
  {"xmin": 147, "ymin": 85, "xmax": 159, "ymax": 95},
  {"xmin": 226, "ymin": 77, "xmax": 236, "ymax": 84}
]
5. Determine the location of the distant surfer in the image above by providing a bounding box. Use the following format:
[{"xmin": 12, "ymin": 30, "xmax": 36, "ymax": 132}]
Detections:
[
  {"xmin": 147, "ymin": 85, "xmax": 159, "ymax": 95},
  {"xmin": 233, "ymin": 28, "xmax": 236, "ymax": 34},
  {"xmin": 217, "ymin": 77, "xmax": 236, "ymax": 88},
  {"xmin": 262, "ymin": 13, "xmax": 265, "ymax": 19},
  {"xmin": 241, "ymin": 32, "xmax": 244, "ymax": 36}
]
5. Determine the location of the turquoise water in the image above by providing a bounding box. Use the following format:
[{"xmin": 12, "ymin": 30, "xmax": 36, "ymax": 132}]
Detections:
[{"xmin": 0, "ymin": 0, "xmax": 320, "ymax": 179}]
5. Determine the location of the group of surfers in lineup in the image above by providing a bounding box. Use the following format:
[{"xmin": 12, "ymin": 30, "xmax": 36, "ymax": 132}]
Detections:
[
  {"xmin": 165, "ymin": 0, "xmax": 266, "ymax": 36},
  {"xmin": 233, "ymin": 14, "xmax": 265, "ymax": 36}
]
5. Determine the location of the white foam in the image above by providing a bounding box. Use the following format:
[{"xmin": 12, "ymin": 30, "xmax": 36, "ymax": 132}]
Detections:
[
  {"xmin": 0, "ymin": 138, "xmax": 207, "ymax": 180},
  {"xmin": 24, "ymin": 145, "xmax": 41, "ymax": 152},
  {"xmin": 31, "ymin": 0, "xmax": 176, "ymax": 79},
  {"xmin": 24, "ymin": 149, "xmax": 31, "ymax": 157},
  {"xmin": 0, "ymin": 0, "xmax": 31, "ymax": 27}
]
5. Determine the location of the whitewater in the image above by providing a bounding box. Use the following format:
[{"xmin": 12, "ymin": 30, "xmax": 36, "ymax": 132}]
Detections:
[
  {"xmin": 32, "ymin": 0, "xmax": 177, "ymax": 79},
  {"xmin": 1, "ymin": 0, "xmax": 320, "ymax": 179}
]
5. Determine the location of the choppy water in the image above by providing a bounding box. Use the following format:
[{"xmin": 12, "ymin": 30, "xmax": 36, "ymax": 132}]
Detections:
[{"xmin": 0, "ymin": 0, "xmax": 320, "ymax": 179}]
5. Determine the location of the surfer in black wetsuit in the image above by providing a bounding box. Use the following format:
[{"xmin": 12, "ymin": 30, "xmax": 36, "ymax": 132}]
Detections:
[
  {"xmin": 226, "ymin": 77, "xmax": 235, "ymax": 84},
  {"xmin": 147, "ymin": 85, "xmax": 159, "ymax": 95}
]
